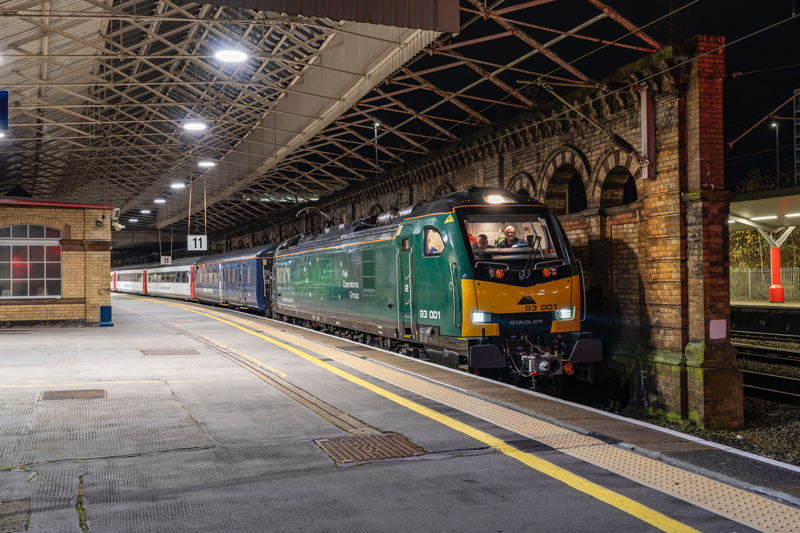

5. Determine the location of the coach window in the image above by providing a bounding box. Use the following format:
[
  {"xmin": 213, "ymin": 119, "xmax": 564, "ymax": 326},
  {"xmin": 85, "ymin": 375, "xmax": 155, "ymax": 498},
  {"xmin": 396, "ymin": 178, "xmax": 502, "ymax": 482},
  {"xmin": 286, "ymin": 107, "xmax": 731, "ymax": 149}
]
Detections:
[
  {"xmin": 424, "ymin": 228, "xmax": 446, "ymax": 257},
  {"xmin": 0, "ymin": 225, "xmax": 62, "ymax": 298}
]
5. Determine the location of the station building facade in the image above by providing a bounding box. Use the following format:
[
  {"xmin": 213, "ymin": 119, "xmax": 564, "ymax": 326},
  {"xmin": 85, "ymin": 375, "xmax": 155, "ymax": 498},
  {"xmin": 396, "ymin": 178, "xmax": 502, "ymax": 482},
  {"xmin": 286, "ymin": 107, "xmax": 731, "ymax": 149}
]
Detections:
[{"xmin": 0, "ymin": 197, "xmax": 113, "ymax": 326}]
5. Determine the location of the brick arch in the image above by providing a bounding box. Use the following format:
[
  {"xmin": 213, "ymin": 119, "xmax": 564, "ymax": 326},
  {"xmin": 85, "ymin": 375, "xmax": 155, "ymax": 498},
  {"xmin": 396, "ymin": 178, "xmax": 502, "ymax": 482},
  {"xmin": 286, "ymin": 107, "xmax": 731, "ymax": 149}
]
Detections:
[
  {"xmin": 506, "ymin": 172, "xmax": 537, "ymax": 199},
  {"xmin": 539, "ymin": 146, "xmax": 591, "ymax": 215},
  {"xmin": 0, "ymin": 216, "xmax": 71, "ymax": 239},
  {"xmin": 590, "ymin": 149, "xmax": 643, "ymax": 208}
]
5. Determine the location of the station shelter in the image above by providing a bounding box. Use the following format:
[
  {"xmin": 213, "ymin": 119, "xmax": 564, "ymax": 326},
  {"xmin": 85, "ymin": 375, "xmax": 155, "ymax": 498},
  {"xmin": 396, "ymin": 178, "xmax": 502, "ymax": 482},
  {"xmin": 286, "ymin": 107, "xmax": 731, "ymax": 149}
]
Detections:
[{"xmin": 0, "ymin": 196, "xmax": 113, "ymax": 326}]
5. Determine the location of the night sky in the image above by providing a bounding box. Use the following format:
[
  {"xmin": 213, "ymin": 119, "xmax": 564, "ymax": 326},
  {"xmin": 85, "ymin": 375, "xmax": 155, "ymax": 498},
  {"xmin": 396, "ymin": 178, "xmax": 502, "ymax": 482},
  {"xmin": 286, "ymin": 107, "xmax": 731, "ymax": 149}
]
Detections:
[{"xmin": 611, "ymin": 1, "xmax": 800, "ymax": 190}]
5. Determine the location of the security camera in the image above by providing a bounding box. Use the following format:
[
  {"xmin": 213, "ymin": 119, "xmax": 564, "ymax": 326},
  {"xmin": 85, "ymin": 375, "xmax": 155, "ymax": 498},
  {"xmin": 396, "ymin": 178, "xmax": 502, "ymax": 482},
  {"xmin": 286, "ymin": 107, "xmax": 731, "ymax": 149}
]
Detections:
[
  {"xmin": 95, "ymin": 218, "xmax": 103, "ymax": 227},
  {"xmin": 112, "ymin": 221, "xmax": 123, "ymax": 231}
]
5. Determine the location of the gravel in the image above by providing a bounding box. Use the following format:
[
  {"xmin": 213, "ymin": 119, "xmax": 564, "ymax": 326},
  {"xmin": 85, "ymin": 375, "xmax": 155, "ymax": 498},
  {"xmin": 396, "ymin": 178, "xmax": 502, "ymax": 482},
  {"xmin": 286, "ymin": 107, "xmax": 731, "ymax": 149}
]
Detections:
[{"xmin": 623, "ymin": 397, "xmax": 800, "ymax": 467}]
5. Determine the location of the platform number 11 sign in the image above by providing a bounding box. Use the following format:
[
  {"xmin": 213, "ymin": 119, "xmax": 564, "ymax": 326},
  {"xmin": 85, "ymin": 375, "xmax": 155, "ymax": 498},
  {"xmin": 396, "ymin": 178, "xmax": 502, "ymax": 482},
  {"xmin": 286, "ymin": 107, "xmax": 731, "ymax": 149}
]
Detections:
[{"xmin": 188, "ymin": 235, "xmax": 207, "ymax": 251}]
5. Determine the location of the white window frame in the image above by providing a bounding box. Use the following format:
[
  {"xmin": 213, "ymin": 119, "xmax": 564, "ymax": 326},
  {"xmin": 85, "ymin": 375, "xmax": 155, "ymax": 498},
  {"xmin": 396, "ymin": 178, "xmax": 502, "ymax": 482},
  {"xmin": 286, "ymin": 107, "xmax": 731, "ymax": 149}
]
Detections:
[{"xmin": 0, "ymin": 225, "xmax": 63, "ymax": 300}]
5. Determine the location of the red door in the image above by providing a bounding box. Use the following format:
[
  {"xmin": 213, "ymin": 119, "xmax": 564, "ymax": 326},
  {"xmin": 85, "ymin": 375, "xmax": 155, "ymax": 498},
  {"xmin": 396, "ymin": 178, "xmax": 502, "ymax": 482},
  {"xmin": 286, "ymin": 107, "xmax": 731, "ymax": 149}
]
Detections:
[
  {"xmin": 112, "ymin": 272, "xmax": 117, "ymax": 292},
  {"xmin": 142, "ymin": 270, "xmax": 148, "ymax": 295},
  {"xmin": 190, "ymin": 267, "xmax": 196, "ymax": 299}
]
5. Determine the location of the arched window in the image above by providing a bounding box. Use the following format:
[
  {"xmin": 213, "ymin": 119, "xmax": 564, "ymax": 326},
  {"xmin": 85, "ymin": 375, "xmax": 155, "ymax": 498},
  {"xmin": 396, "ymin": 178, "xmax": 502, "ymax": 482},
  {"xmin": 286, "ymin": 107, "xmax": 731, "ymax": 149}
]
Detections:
[{"xmin": 0, "ymin": 225, "xmax": 62, "ymax": 299}]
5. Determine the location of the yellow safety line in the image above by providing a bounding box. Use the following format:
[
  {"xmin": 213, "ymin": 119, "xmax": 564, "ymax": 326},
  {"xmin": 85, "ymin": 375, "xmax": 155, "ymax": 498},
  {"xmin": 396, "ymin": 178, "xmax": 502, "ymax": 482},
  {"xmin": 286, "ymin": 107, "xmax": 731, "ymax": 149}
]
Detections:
[{"xmin": 115, "ymin": 295, "xmax": 698, "ymax": 533}]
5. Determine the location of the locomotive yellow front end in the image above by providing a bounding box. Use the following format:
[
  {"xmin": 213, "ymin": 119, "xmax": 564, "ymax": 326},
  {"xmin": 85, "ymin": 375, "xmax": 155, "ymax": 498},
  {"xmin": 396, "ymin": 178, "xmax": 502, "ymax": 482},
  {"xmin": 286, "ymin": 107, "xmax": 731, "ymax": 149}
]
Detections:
[{"xmin": 454, "ymin": 196, "xmax": 601, "ymax": 392}]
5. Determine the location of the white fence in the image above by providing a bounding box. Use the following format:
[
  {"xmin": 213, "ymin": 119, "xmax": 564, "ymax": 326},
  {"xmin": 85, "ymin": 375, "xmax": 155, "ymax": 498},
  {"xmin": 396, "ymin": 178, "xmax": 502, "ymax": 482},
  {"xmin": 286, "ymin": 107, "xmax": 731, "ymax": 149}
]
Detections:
[{"xmin": 730, "ymin": 268, "xmax": 800, "ymax": 301}]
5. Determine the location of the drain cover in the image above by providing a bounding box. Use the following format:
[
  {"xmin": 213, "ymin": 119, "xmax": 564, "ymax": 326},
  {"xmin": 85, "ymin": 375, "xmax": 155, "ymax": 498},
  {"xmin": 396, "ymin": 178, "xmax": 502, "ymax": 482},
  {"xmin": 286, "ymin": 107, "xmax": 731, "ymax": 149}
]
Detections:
[
  {"xmin": 41, "ymin": 390, "xmax": 106, "ymax": 400},
  {"xmin": 141, "ymin": 349, "xmax": 199, "ymax": 356},
  {"xmin": 316, "ymin": 433, "xmax": 424, "ymax": 464}
]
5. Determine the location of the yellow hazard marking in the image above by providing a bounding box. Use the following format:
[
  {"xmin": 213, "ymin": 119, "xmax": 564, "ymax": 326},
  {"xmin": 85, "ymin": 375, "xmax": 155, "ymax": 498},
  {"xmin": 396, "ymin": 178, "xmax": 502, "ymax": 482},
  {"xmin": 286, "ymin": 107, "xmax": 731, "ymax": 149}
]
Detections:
[
  {"xmin": 116, "ymin": 295, "xmax": 699, "ymax": 533},
  {"xmin": 444, "ymin": 214, "xmax": 454, "ymax": 224}
]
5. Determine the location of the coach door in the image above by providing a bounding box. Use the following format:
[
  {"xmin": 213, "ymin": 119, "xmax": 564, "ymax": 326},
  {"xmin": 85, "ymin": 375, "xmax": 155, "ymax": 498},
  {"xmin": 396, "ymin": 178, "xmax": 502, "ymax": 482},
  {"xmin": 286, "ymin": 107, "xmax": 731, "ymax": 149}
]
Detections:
[{"xmin": 396, "ymin": 225, "xmax": 416, "ymax": 340}]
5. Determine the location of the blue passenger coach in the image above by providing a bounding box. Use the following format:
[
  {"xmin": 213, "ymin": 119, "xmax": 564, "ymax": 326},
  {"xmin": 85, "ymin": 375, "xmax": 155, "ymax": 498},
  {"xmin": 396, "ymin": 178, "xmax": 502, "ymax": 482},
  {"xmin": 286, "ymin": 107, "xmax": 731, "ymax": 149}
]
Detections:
[{"xmin": 194, "ymin": 244, "xmax": 278, "ymax": 313}]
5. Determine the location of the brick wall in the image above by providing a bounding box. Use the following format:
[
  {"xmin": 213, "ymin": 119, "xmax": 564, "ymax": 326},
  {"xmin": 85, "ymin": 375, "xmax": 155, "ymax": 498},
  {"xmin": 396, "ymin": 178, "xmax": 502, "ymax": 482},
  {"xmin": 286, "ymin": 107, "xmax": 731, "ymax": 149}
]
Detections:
[{"xmin": 0, "ymin": 204, "xmax": 112, "ymax": 326}]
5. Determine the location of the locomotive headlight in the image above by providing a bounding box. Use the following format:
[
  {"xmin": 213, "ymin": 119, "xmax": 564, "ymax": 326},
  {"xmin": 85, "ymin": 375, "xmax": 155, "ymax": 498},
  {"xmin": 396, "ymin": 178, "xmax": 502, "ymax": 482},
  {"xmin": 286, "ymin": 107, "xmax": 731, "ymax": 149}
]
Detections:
[
  {"xmin": 553, "ymin": 306, "xmax": 575, "ymax": 321},
  {"xmin": 472, "ymin": 311, "xmax": 495, "ymax": 324}
]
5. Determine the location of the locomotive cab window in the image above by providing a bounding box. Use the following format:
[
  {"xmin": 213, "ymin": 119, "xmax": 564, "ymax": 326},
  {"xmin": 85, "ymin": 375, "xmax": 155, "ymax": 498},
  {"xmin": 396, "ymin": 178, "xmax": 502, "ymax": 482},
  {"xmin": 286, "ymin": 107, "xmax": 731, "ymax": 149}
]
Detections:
[
  {"xmin": 461, "ymin": 211, "xmax": 566, "ymax": 270},
  {"xmin": 424, "ymin": 228, "xmax": 446, "ymax": 257}
]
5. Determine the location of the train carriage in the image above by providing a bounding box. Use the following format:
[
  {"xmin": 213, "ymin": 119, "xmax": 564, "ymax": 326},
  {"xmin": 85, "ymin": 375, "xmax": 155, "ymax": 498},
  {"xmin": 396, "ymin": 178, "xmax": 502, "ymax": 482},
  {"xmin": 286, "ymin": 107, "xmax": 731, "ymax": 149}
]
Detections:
[
  {"xmin": 195, "ymin": 244, "xmax": 278, "ymax": 312},
  {"xmin": 112, "ymin": 265, "xmax": 151, "ymax": 295},
  {"xmin": 145, "ymin": 257, "xmax": 203, "ymax": 300}
]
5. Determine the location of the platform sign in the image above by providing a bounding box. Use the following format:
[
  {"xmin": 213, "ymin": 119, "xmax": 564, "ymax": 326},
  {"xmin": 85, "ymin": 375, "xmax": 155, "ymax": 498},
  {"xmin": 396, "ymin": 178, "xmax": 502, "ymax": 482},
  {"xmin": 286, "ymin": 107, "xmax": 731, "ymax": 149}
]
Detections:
[
  {"xmin": 0, "ymin": 90, "xmax": 7, "ymax": 132},
  {"xmin": 161, "ymin": 256, "xmax": 172, "ymax": 265},
  {"xmin": 187, "ymin": 235, "xmax": 207, "ymax": 251}
]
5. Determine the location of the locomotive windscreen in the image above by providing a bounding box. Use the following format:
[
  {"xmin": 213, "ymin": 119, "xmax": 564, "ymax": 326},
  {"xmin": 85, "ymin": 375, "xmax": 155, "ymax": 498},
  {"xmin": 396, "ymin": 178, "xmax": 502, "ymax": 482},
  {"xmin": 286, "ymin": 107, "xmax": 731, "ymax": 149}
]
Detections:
[{"xmin": 461, "ymin": 213, "xmax": 565, "ymax": 270}]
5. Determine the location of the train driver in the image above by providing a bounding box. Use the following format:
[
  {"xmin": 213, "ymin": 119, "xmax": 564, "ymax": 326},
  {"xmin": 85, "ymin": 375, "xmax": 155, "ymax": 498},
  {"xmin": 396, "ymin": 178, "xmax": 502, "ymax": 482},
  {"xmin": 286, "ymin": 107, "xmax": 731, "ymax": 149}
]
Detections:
[
  {"xmin": 472, "ymin": 234, "xmax": 492, "ymax": 250},
  {"xmin": 497, "ymin": 225, "xmax": 522, "ymax": 248}
]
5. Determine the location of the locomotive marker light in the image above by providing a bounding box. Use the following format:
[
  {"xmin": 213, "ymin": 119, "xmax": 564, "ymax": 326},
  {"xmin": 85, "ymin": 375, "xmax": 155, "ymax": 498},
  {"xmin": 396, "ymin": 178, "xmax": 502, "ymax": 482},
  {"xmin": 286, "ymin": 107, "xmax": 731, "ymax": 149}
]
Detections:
[{"xmin": 188, "ymin": 235, "xmax": 208, "ymax": 251}]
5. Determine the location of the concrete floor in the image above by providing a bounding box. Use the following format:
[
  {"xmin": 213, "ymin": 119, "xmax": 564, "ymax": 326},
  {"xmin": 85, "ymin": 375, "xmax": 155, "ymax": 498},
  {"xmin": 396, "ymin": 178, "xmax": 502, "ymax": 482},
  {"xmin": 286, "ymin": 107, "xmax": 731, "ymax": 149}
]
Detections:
[{"xmin": 0, "ymin": 295, "xmax": 797, "ymax": 532}]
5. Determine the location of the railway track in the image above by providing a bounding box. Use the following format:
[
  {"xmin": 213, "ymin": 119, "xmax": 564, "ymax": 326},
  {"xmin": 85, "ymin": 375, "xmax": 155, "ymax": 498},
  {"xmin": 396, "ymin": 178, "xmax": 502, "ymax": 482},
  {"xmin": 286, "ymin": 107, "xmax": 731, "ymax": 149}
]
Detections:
[{"xmin": 732, "ymin": 332, "xmax": 800, "ymax": 404}]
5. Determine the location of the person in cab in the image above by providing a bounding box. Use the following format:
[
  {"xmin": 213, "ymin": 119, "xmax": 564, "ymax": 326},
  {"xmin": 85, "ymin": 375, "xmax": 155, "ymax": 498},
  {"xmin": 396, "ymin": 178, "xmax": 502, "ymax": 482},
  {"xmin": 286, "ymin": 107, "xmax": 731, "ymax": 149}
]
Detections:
[{"xmin": 497, "ymin": 226, "xmax": 523, "ymax": 248}]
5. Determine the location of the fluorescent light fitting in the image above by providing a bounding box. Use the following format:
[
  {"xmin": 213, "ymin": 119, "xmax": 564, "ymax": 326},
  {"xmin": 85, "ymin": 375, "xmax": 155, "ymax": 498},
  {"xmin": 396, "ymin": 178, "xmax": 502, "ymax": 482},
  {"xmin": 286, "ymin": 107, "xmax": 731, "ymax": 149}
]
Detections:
[
  {"xmin": 170, "ymin": 183, "xmax": 185, "ymax": 189},
  {"xmin": 183, "ymin": 121, "xmax": 207, "ymax": 131},
  {"xmin": 786, "ymin": 213, "xmax": 800, "ymax": 217},
  {"xmin": 154, "ymin": 198, "xmax": 166, "ymax": 204},
  {"xmin": 750, "ymin": 216, "xmax": 778, "ymax": 221},
  {"xmin": 0, "ymin": 133, "xmax": 5, "ymax": 138},
  {"xmin": 140, "ymin": 210, "xmax": 151, "ymax": 214},
  {"xmin": 198, "ymin": 161, "xmax": 215, "ymax": 167},
  {"xmin": 728, "ymin": 219, "xmax": 735, "ymax": 223},
  {"xmin": 771, "ymin": 122, "xmax": 778, "ymax": 127},
  {"xmin": 128, "ymin": 219, "xmax": 138, "ymax": 223},
  {"xmin": 215, "ymin": 50, "xmax": 247, "ymax": 62}
]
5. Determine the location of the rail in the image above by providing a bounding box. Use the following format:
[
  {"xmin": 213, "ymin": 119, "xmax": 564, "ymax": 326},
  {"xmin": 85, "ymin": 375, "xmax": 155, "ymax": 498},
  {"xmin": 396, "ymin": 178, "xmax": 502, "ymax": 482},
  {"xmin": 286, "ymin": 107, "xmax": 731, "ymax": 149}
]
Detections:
[{"xmin": 733, "ymin": 334, "xmax": 800, "ymax": 404}]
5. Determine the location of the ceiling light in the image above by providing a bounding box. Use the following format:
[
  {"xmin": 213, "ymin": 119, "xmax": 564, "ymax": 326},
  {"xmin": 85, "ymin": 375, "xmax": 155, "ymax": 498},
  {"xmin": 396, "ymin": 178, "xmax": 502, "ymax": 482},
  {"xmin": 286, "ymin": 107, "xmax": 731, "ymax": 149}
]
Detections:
[
  {"xmin": 750, "ymin": 216, "xmax": 777, "ymax": 221},
  {"xmin": 0, "ymin": 133, "xmax": 5, "ymax": 138},
  {"xmin": 198, "ymin": 161, "xmax": 215, "ymax": 167},
  {"xmin": 140, "ymin": 210, "xmax": 151, "ymax": 214},
  {"xmin": 128, "ymin": 219, "xmax": 138, "ymax": 223},
  {"xmin": 786, "ymin": 213, "xmax": 800, "ymax": 217},
  {"xmin": 119, "ymin": 225, "xmax": 125, "ymax": 229},
  {"xmin": 771, "ymin": 122, "xmax": 778, "ymax": 127},
  {"xmin": 183, "ymin": 121, "xmax": 207, "ymax": 131},
  {"xmin": 154, "ymin": 198, "xmax": 166, "ymax": 204},
  {"xmin": 215, "ymin": 50, "xmax": 248, "ymax": 62},
  {"xmin": 170, "ymin": 183, "xmax": 185, "ymax": 189},
  {"xmin": 728, "ymin": 220, "xmax": 734, "ymax": 223}
]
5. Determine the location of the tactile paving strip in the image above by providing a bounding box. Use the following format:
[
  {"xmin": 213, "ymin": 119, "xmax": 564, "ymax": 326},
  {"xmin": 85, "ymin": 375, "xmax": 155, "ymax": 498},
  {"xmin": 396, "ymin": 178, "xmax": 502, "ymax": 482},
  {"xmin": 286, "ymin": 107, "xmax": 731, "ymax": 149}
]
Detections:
[
  {"xmin": 566, "ymin": 444, "xmax": 800, "ymax": 533},
  {"xmin": 141, "ymin": 349, "xmax": 200, "ymax": 356},
  {"xmin": 316, "ymin": 433, "xmax": 424, "ymax": 464},
  {"xmin": 40, "ymin": 389, "xmax": 106, "ymax": 400}
]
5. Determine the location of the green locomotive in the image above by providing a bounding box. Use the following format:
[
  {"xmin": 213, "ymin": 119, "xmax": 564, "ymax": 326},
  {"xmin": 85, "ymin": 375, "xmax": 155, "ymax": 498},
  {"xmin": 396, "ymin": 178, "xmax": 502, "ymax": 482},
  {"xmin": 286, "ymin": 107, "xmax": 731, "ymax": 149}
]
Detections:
[{"xmin": 273, "ymin": 187, "xmax": 601, "ymax": 391}]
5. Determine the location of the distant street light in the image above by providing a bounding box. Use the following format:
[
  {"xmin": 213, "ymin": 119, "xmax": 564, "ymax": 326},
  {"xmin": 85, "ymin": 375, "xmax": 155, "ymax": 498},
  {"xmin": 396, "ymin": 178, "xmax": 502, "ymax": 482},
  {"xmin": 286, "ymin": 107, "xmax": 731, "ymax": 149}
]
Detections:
[
  {"xmin": 772, "ymin": 122, "xmax": 779, "ymax": 184},
  {"xmin": 374, "ymin": 122, "xmax": 380, "ymax": 167}
]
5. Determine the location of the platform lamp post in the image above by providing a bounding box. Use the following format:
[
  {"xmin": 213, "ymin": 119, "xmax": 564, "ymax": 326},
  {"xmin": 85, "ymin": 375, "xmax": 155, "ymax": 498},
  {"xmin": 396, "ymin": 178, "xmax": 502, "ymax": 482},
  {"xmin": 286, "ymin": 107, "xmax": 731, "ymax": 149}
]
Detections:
[
  {"xmin": 772, "ymin": 122, "xmax": 779, "ymax": 185},
  {"xmin": 374, "ymin": 122, "xmax": 380, "ymax": 168},
  {"xmin": 0, "ymin": 90, "xmax": 8, "ymax": 138}
]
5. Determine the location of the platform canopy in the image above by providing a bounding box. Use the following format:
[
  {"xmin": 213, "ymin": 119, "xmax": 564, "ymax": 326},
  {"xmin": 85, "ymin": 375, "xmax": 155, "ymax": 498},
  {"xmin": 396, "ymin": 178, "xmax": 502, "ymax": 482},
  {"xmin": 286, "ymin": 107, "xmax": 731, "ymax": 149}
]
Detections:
[
  {"xmin": 729, "ymin": 186, "xmax": 800, "ymax": 233},
  {"xmin": 0, "ymin": 0, "xmax": 664, "ymax": 233}
]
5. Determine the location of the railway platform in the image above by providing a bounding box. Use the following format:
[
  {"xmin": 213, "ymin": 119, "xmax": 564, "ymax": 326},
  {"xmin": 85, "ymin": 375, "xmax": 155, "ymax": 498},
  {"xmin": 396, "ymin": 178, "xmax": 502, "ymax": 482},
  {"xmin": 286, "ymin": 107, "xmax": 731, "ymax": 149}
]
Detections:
[{"xmin": 2, "ymin": 295, "xmax": 800, "ymax": 533}]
